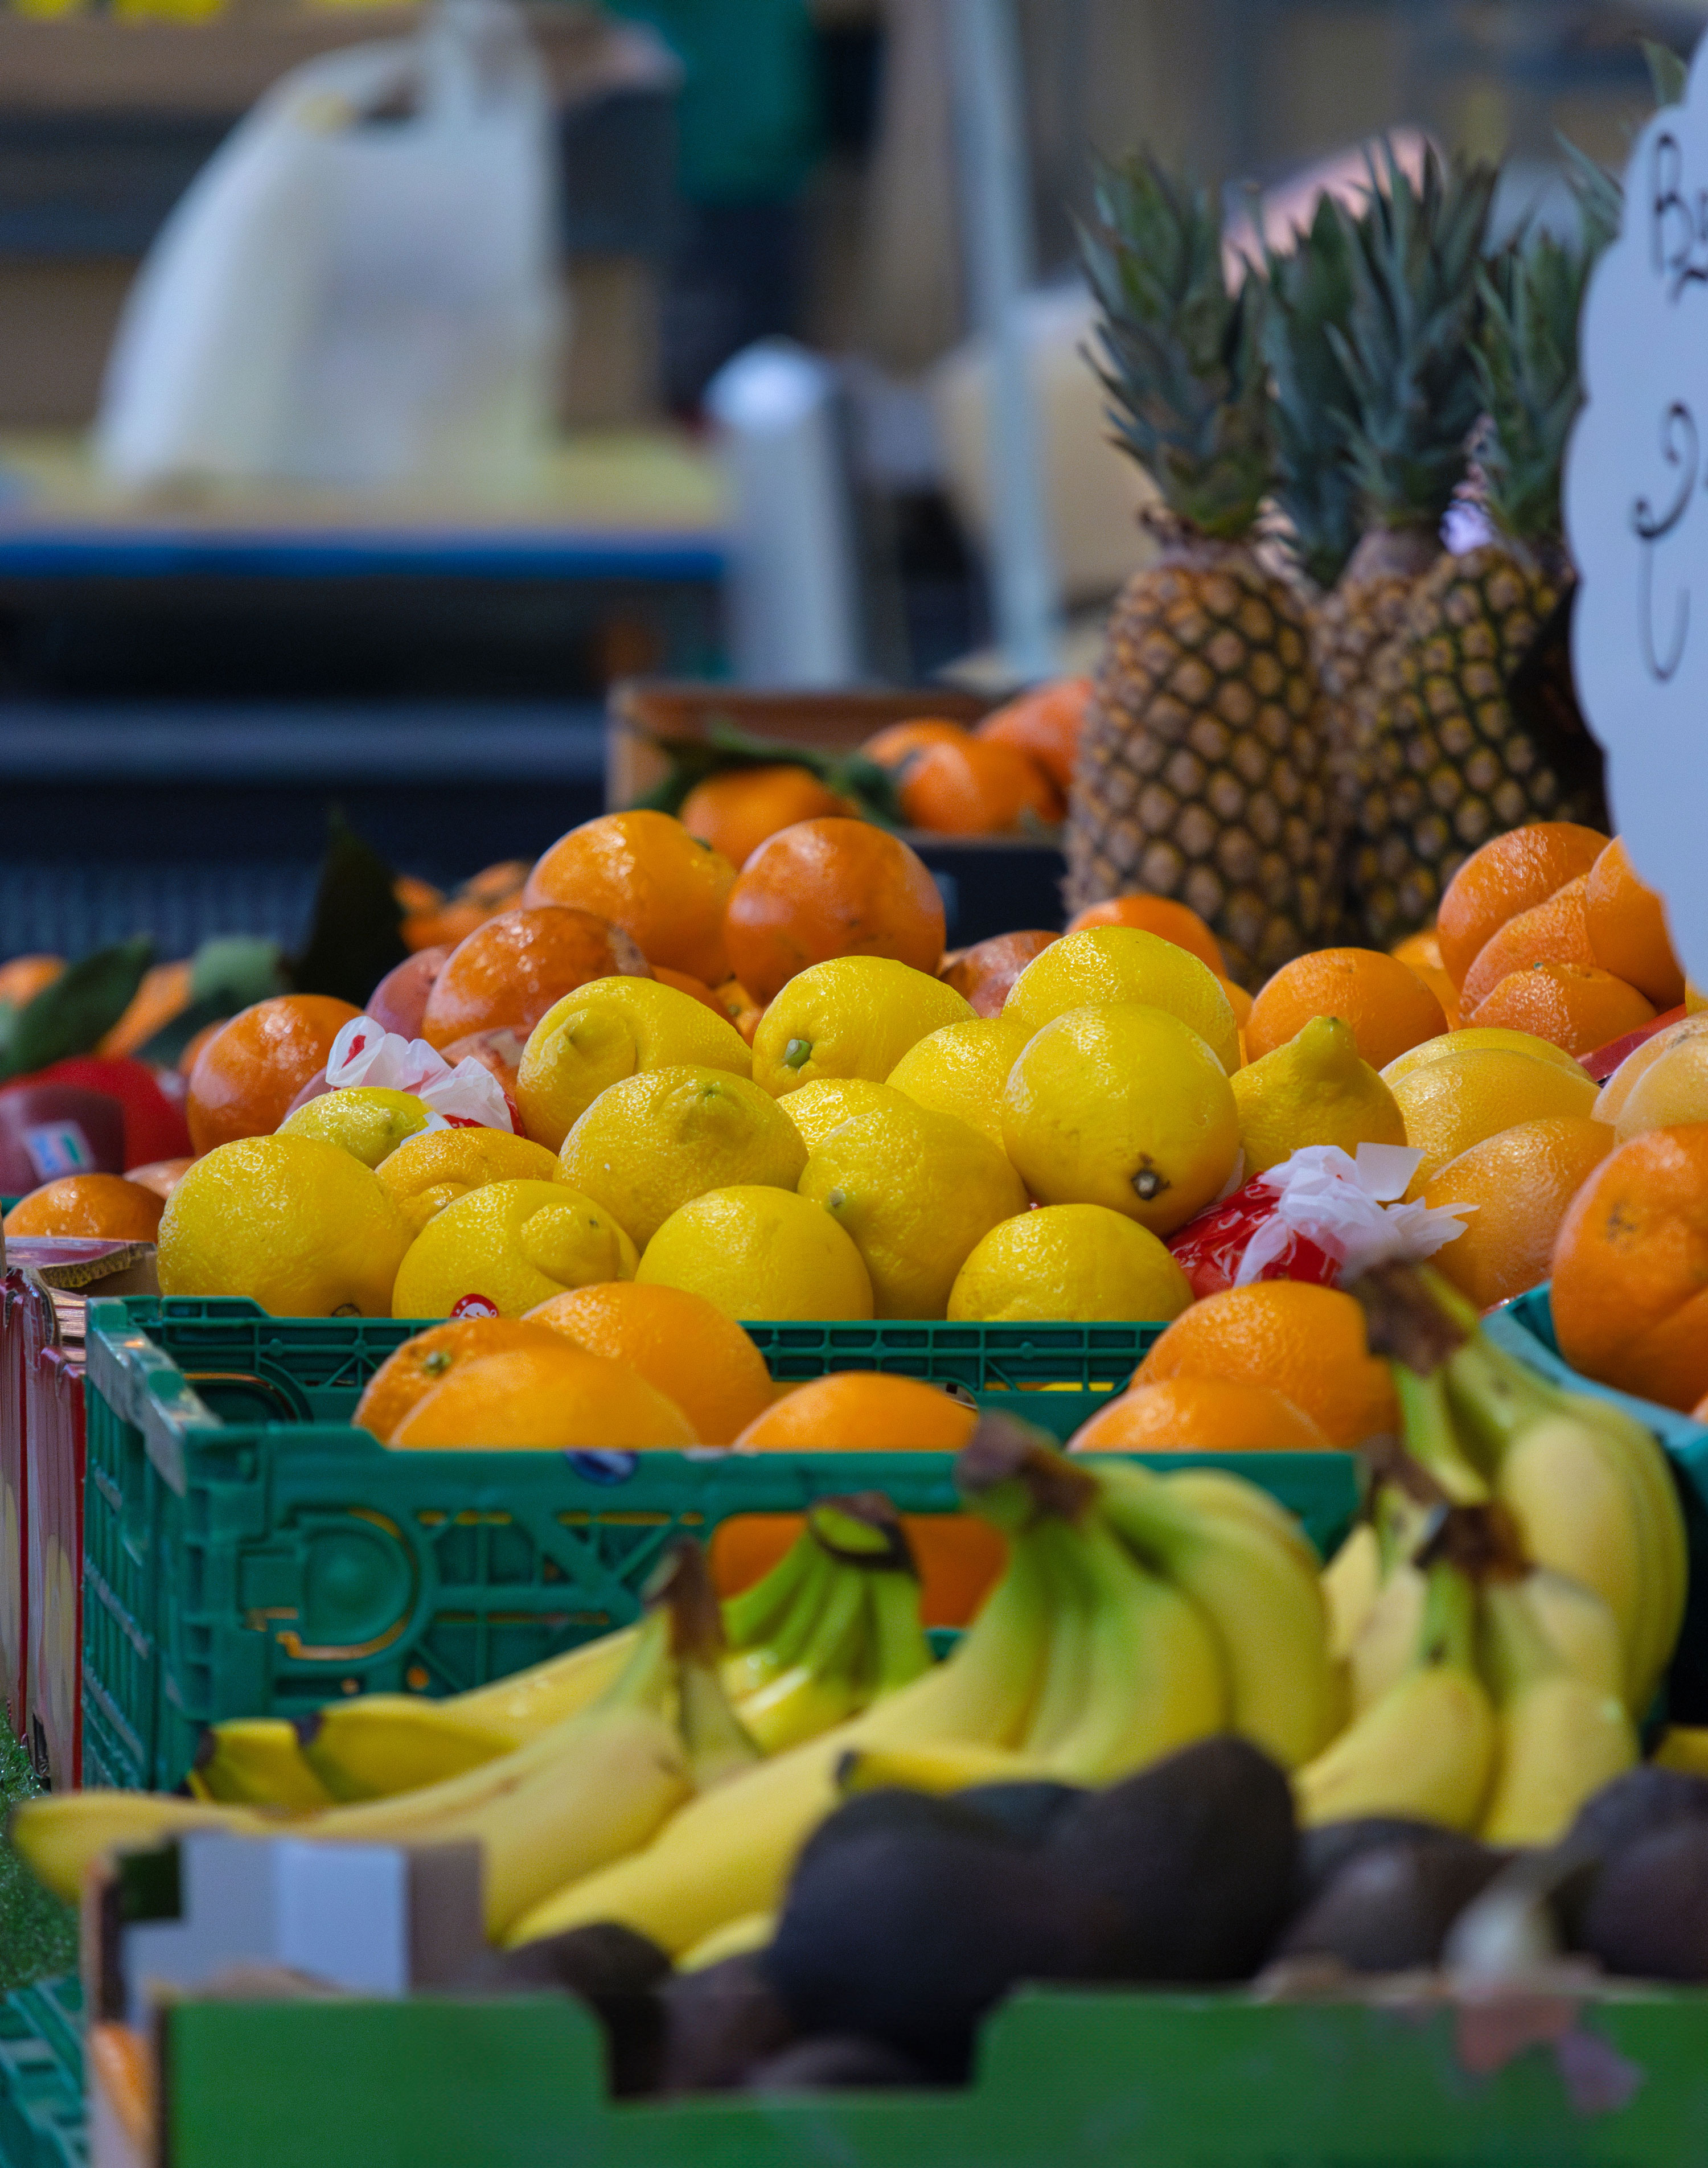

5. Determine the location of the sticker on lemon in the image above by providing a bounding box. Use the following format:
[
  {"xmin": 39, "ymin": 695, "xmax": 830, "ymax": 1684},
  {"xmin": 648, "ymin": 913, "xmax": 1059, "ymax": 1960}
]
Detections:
[
  {"xmin": 1003, "ymin": 1003, "xmax": 1239, "ymax": 1235},
  {"xmin": 158, "ymin": 1134, "xmax": 413, "ymax": 1316},
  {"xmin": 886, "ymin": 1016, "xmax": 1030, "ymax": 1152},
  {"xmin": 798, "ymin": 1097, "xmax": 1027, "ymax": 1318},
  {"xmin": 948, "ymin": 1203, "xmax": 1193, "ymax": 1324},
  {"xmin": 277, "ymin": 1086, "xmax": 436, "ymax": 1168},
  {"xmin": 558, "ymin": 1066, "xmax": 807, "ymax": 1248},
  {"xmin": 377, "ymin": 1128, "xmax": 565, "ymax": 1235},
  {"xmin": 516, "ymin": 977, "xmax": 752, "ymax": 1150},
  {"xmin": 1002, "ymin": 927, "xmax": 1239, "ymax": 1074},
  {"xmin": 392, "ymin": 1179, "xmax": 639, "ymax": 1318},
  {"xmin": 637, "ymin": 1186, "xmax": 873, "ymax": 1321},
  {"xmin": 750, "ymin": 955, "xmax": 972, "ymax": 1097}
]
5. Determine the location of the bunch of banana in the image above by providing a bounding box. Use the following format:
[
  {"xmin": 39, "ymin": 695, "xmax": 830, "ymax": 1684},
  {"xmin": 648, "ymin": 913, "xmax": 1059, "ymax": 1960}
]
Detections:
[
  {"xmin": 193, "ymin": 1495, "xmax": 934, "ymax": 1808},
  {"xmin": 500, "ymin": 1418, "xmax": 1335, "ymax": 1958}
]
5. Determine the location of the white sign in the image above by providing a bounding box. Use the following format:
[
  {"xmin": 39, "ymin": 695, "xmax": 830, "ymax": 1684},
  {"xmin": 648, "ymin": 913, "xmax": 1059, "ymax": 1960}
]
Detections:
[{"xmin": 1567, "ymin": 39, "xmax": 1708, "ymax": 988}]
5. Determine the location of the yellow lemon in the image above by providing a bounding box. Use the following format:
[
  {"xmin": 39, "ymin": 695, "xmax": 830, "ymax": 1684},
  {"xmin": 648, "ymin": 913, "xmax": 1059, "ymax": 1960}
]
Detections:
[
  {"xmin": 798, "ymin": 1099, "xmax": 1027, "ymax": 1319},
  {"xmin": 375, "ymin": 1128, "xmax": 565, "ymax": 1236},
  {"xmin": 277, "ymin": 1086, "xmax": 436, "ymax": 1168},
  {"xmin": 516, "ymin": 977, "xmax": 752, "ymax": 1149},
  {"xmin": 1610, "ymin": 1029, "xmax": 1708, "ymax": 1143},
  {"xmin": 777, "ymin": 1077, "xmax": 909, "ymax": 1151},
  {"xmin": 392, "ymin": 1345, "xmax": 697, "ymax": 1450},
  {"xmin": 158, "ymin": 1135, "xmax": 412, "ymax": 1316},
  {"xmin": 1379, "ymin": 1026, "xmax": 1587, "ymax": 1091},
  {"xmin": 1387, "ymin": 1048, "xmax": 1599, "ymax": 1196},
  {"xmin": 886, "ymin": 1017, "xmax": 1030, "ymax": 1152},
  {"xmin": 637, "ymin": 1186, "xmax": 873, "ymax": 1321},
  {"xmin": 1231, "ymin": 1016, "xmax": 1406, "ymax": 1174},
  {"xmin": 1003, "ymin": 927, "xmax": 1239, "ymax": 1074},
  {"xmin": 1003, "ymin": 1003, "xmax": 1239, "ymax": 1235},
  {"xmin": 559, "ymin": 1066, "xmax": 807, "ymax": 1248},
  {"xmin": 751, "ymin": 956, "xmax": 973, "ymax": 1097},
  {"xmin": 948, "ymin": 1203, "xmax": 1193, "ymax": 1324},
  {"xmin": 392, "ymin": 1179, "xmax": 638, "ymax": 1319},
  {"xmin": 1595, "ymin": 1013, "xmax": 1708, "ymax": 1128}
]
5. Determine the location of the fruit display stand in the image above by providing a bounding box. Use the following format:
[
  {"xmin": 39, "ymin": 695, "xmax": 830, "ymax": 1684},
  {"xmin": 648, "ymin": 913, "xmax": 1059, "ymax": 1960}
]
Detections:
[
  {"xmin": 79, "ymin": 1297, "xmax": 1359, "ymax": 1796},
  {"xmin": 1, "ymin": 1272, "xmax": 58, "ymax": 1748},
  {"xmin": 0, "ymin": 1978, "xmax": 80, "ymax": 2168}
]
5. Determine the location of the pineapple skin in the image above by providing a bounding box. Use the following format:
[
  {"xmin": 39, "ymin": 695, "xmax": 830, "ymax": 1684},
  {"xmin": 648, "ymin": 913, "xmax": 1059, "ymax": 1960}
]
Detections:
[
  {"xmin": 1352, "ymin": 544, "xmax": 1600, "ymax": 945},
  {"xmin": 1065, "ymin": 540, "xmax": 1332, "ymax": 990}
]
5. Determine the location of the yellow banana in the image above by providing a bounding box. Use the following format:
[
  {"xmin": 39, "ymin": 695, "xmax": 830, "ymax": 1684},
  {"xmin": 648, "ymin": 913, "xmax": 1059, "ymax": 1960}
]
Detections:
[
  {"xmin": 1654, "ymin": 1726, "xmax": 1708, "ymax": 1777},
  {"xmin": 1162, "ymin": 1468, "xmax": 1321, "ymax": 1576},
  {"xmin": 299, "ymin": 1698, "xmax": 518, "ymax": 1802},
  {"xmin": 835, "ymin": 1739, "xmax": 1049, "ymax": 1795},
  {"xmin": 677, "ymin": 1912, "xmax": 777, "ymax": 1972},
  {"xmin": 734, "ymin": 1568, "xmax": 867, "ymax": 1755},
  {"xmin": 1477, "ymin": 1576, "xmax": 1636, "ymax": 1849},
  {"xmin": 11, "ymin": 1795, "xmax": 269, "ymax": 1906},
  {"xmin": 1320, "ymin": 1522, "xmax": 1382, "ymax": 1666},
  {"xmin": 1521, "ymin": 1567, "xmax": 1627, "ymax": 1705},
  {"xmin": 188, "ymin": 1719, "xmax": 333, "ymax": 1810},
  {"xmin": 1348, "ymin": 1559, "xmax": 1426, "ymax": 1717},
  {"xmin": 434, "ymin": 1625, "xmax": 640, "ymax": 1738}
]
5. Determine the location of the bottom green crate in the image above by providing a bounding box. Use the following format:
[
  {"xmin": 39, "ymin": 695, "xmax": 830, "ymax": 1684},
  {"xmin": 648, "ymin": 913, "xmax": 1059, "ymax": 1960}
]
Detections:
[{"xmin": 0, "ymin": 1978, "xmax": 82, "ymax": 2168}]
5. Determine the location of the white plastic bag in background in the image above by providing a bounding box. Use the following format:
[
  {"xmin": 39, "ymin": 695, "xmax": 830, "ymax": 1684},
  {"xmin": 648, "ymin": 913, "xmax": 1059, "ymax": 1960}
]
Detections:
[
  {"xmin": 97, "ymin": 0, "xmax": 562, "ymax": 490},
  {"xmin": 322, "ymin": 1019, "xmax": 516, "ymax": 1131}
]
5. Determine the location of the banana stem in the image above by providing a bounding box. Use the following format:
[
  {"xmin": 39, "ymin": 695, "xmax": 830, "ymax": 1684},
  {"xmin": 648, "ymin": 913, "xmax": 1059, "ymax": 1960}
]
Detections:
[
  {"xmin": 720, "ymin": 1530, "xmax": 819, "ymax": 1652},
  {"xmin": 1393, "ymin": 1364, "xmax": 1493, "ymax": 1502},
  {"xmin": 1417, "ymin": 1559, "xmax": 1479, "ymax": 1678},
  {"xmin": 864, "ymin": 1568, "xmax": 934, "ymax": 1697}
]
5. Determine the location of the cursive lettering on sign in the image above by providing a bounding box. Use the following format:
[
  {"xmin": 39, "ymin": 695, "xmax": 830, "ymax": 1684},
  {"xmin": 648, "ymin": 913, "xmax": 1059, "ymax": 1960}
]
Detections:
[
  {"xmin": 1650, "ymin": 132, "xmax": 1708, "ymax": 298},
  {"xmin": 1632, "ymin": 400, "xmax": 1699, "ymax": 681}
]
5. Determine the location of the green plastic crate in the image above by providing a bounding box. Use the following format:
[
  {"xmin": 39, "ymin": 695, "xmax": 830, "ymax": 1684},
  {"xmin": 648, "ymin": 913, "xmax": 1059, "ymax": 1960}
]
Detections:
[
  {"xmin": 0, "ymin": 1978, "xmax": 81, "ymax": 2168},
  {"xmin": 80, "ymin": 1297, "xmax": 1360, "ymax": 1794}
]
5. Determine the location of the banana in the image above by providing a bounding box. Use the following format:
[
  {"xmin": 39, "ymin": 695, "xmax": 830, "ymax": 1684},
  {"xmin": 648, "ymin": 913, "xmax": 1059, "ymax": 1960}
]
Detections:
[
  {"xmin": 1320, "ymin": 1522, "xmax": 1382, "ymax": 1666},
  {"xmin": 1294, "ymin": 1561, "xmax": 1496, "ymax": 1833},
  {"xmin": 1163, "ymin": 1468, "xmax": 1322, "ymax": 1578},
  {"xmin": 189, "ymin": 1719, "xmax": 334, "ymax": 1810},
  {"xmin": 1477, "ymin": 1575, "xmax": 1637, "ymax": 1848},
  {"xmin": 677, "ymin": 1912, "xmax": 777, "ymax": 1972},
  {"xmin": 1521, "ymin": 1567, "xmax": 1627, "ymax": 1705},
  {"xmin": 11, "ymin": 1795, "xmax": 269, "ymax": 1906},
  {"xmin": 299, "ymin": 1699, "xmax": 518, "ymax": 1802},
  {"xmin": 836, "ymin": 1739, "xmax": 1050, "ymax": 1794},
  {"xmin": 503, "ymin": 1531, "xmax": 1057, "ymax": 1956},
  {"xmin": 722, "ymin": 1543, "xmax": 836, "ymax": 1705},
  {"xmin": 863, "ymin": 1565, "xmax": 934, "ymax": 1698},
  {"xmin": 1391, "ymin": 1364, "xmax": 1491, "ymax": 1505},
  {"xmin": 1347, "ymin": 1559, "xmax": 1426, "ymax": 1717},
  {"xmin": 1089, "ymin": 1459, "xmax": 1335, "ymax": 1767},
  {"xmin": 664, "ymin": 1543, "xmax": 763, "ymax": 1791},
  {"xmin": 1654, "ymin": 1726, "xmax": 1708, "ymax": 1777},
  {"xmin": 434, "ymin": 1625, "xmax": 640, "ymax": 1739}
]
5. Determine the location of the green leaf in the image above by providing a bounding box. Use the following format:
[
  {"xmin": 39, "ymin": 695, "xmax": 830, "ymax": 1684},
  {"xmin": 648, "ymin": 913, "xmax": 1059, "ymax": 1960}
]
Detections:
[
  {"xmin": 191, "ymin": 935, "xmax": 288, "ymax": 1009},
  {"xmin": 1644, "ymin": 39, "xmax": 1688, "ymax": 109},
  {"xmin": 288, "ymin": 808, "xmax": 408, "ymax": 1010},
  {"xmin": 0, "ymin": 936, "xmax": 154, "ymax": 1082}
]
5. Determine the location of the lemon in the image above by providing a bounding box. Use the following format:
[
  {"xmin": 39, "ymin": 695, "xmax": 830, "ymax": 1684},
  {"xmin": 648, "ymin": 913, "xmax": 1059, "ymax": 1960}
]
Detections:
[
  {"xmin": 1595, "ymin": 1013, "xmax": 1708, "ymax": 1127},
  {"xmin": 1610, "ymin": 1029, "xmax": 1708, "ymax": 1143},
  {"xmin": 751, "ymin": 956, "xmax": 972, "ymax": 1097},
  {"xmin": 559, "ymin": 1065, "xmax": 807, "ymax": 1248},
  {"xmin": 798, "ymin": 1098, "xmax": 1027, "ymax": 1318},
  {"xmin": 886, "ymin": 1016, "xmax": 1030, "ymax": 1151},
  {"xmin": 277, "ymin": 1086, "xmax": 436, "ymax": 1168},
  {"xmin": 1003, "ymin": 1002, "xmax": 1239, "ymax": 1235},
  {"xmin": 1379, "ymin": 1026, "xmax": 1587, "ymax": 1091},
  {"xmin": 391, "ymin": 1179, "xmax": 639, "ymax": 1319},
  {"xmin": 778, "ymin": 1077, "xmax": 909, "ymax": 1151},
  {"xmin": 637, "ymin": 1186, "xmax": 873, "ymax": 1321},
  {"xmin": 516, "ymin": 977, "xmax": 752, "ymax": 1149},
  {"xmin": 158, "ymin": 1135, "xmax": 413, "ymax": 1316},
  {"xmin": 1003, "ymin": 927, "xmax": 1239, "ymax": 1074},
  {"xmin": 949, "ymin": 1203, "xmax": 1193, "ymax": 1324},
  {"xmin": 1231, "ymin": 1016, "xmax": 1406, "ymax": 1174},
  {"xmin": 376, "ymin": 1128, "xmax": 565, "ymax": 1235},
  {"xmin": 1387, "ymin": 1048, "xmax": 1600, "ymax": 1196}
]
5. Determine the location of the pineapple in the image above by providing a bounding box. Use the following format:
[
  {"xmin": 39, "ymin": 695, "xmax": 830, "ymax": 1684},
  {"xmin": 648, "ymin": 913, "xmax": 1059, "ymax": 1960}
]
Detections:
[
  {"xmin": 1298, "ymin": 145, "xmax": 1496, "ymax": 939},
  {"xmin": 1065, "ymin": 154, "xmax": 1332, "ymax": 989},
  {"xmin": 1358, "ymin": 225, "xmax": 1610, "ymax": 943}
]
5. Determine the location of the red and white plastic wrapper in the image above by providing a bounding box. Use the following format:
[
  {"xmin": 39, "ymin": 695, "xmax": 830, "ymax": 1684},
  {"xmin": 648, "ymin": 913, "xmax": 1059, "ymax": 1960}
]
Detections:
[
  {"xmin": 320, "ymin": 1019, "xmax": 518, "ymax": 1133},
  {"xmin": 1167, "ymin": 1143, "xmax": 1474, "ymax": 1301}
]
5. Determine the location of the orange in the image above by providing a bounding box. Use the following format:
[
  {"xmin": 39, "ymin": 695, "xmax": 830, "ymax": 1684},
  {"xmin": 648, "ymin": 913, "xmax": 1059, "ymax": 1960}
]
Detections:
[
  {"xmin": 722, "ymin": 1369, "xmax": 996, "ymax": 1626},
  {"xmin": 1219, "ymin": 975, "xmax": 1254, "ymax": 1032},
  {"xmin": 861, "ymin": 718, "xmax": 969, "ymax": 770},
  {"xmin": 1389, "ymin": 928, "xmax": 1462, "ymax": 1029},
  {"xmin": 1436, "ymin": 822, "xmax": 1608, "ymax": 989},
  {"xmin": 1066, "ymin": 1377, "xmax": 1329, "ymax": 1452},
  {"xmin": 185, "ymin": 993, "xmax": 362, "ymax": 1156},
  {"xmin": 394, "ymin": 874, "xmax": 444, "ymax": 917},
  {"xmin": 352, "ymin": 1316, "xmax": 568, "ymax": 1442},
  {"xmin": 1063, "ymin": 894, "xmax": 1225, "ymax": 975},
  {"xmin": 527, "ymin": 1282, "xmax": 773, "ymax": 1446},
  {"xmin": 389, "ymin": 1342, "xmax": 697, "ymax": 1450},
  {"xmin": 523, "ymin": 810, "xmax": 737, "ymax": 986},
  {"xmin": 896, "ymin": 736, "xmax": 1062, "ymax": 833},
  {"xmin": 97, "ymin": 960, "xmax": 193, "ymax": 1059},
  {"xmin": 419, "ymin": 906, "xmax": 646, "ymax": 1052},
  {"xmin": 722, "ymin": 817, "xmax": 945, "ymax": 1006},
  {"xmin": 939, "ymin": 931, "xmax": 1057, "ymax": 1018},
  {"xmin": 1132, "ymin": 1282, "xmax": 1399, "ymax": 1447},
  {"xmin": 176, "ymin": 1021, "xmax": 221, "ymax": 1078},
  {"xmin": 1552, "ymin": 1124, "xmax": 1708, "ymax": 1410},
  {"xmin": 975, "ymin": 676, "xmax": 1091, "ymax": 794},
  {"xmin": 1467, "ymin": 961, "xmax": 1654, "ymax": 1057},
  {"xmin": 651, "ymin": 966, "xmax": 733, "ymax": 1021},
  {"xmin": 1246, "ymin": 948, "xmax": 1447, "ymax": 1071},
  {"xmin": 404, "ymin": 899, "xmax": 486, "ymax": 953},
  {"xmin": 1585, "ymin": 837, "xmax": 1688, "ymax": 1009},
  {"xmin": 124, "ymin": 1157, "xmax": 194, "ymax": 1201},
  {"xmin": 1459, "ymin": 874, "xmax": 1597, "ymax": 1013},
  {"xmin": 2, "ymin": 1174, "xmax": 164, "ymax": 1242},
  {"xmin": 0, "ymin": 955, "xmax": 63, "ymax": 1008},
  {"xmin": 1421, "ymin": 1115, "xmax": 1613, "ymax": 1312},
  {"xmin": 462, "ymin": 860, "xmax": 532, "ymax": 910},
  {"xmin": 679, "ymin": 765, "xmax": 853, "ymax": 871}
]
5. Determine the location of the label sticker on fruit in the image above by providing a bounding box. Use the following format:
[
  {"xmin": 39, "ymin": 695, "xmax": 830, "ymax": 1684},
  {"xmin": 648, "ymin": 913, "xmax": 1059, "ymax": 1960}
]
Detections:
[
  {"xmin": 449, "ymin": 1292, "xmax": 501, "ymax": 1320},
  {"xmin": 22, "ymin": 1123, "xmax": 93, "ymax": 1182},
  {"xmin": 1567, "ymin": 35, "xmax": 1708, "ymax": 986}
]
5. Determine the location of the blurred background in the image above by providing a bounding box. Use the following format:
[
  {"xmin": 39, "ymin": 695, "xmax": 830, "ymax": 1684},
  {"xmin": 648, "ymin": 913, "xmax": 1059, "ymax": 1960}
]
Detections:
[{"xmin": 0, "ymin": 0, "xmax": 1698, "ymax": 960}]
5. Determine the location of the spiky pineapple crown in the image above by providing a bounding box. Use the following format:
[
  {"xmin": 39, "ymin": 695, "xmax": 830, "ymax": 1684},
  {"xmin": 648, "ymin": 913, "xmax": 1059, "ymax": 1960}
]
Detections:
[
  {"xmin": 1081, "ymin": 151, "xmax": 1271, "ymax": 541},
  {"xmin": 1329, "ymin": 142, "xmax": 1498, "ymax": 533},
  {"xmin": 1473, "ymin": 231, "xmax": 1595, "ymax": 548},
  {"xmin": 1263, "ymin": 192, "xmax": 1363, "ymax": 589}
]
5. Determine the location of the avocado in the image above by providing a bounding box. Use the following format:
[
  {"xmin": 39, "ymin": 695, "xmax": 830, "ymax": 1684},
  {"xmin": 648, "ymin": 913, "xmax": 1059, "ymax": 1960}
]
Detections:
[{"xmin": 1278, "ymin": 1836, "xmax": 1504, "ymax": 1973}]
